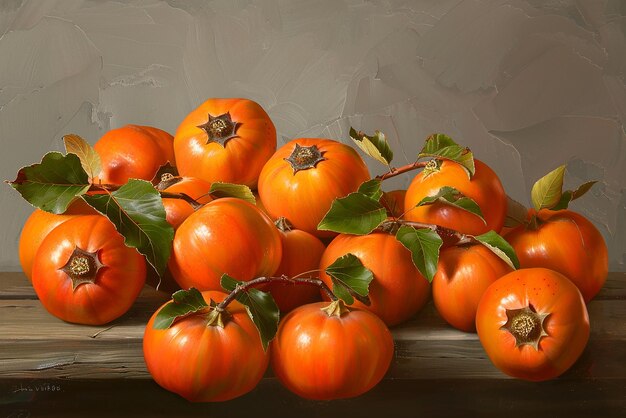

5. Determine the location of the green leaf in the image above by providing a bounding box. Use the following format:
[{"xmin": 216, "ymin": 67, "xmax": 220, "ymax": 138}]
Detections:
[
  {"xmin": 357, "ymin": 178, "xmax": 383, "ymax": 201},
  {"xmin": 418, "ymin": 134, "xmax": 475, "ymax": 178},
  {"xmin": 415, "ymin": 186, "xmax": 485, "ymax": 224},
  {"xmin": 474, "ymin": 230, "xmax": 520, "ymax": 270},
  {"xmin": 551, "ymin": 190, "xmax": 573, "ymax": 211},
  {"xmin": 317, "ymin": 192, "xmax": 387, "ymax": 235},
  {"xmin": 324, "ymin": 253, "xmax": 374, "ymax": 305},
  {"xmin": 153, "ymin": 288, "xmax": 209, "ymax": 330},
  {"xmin": 82, "ymin": 179, "xmax": 174, "ymax": 276},
  {"xmin": 572, "ymin": 181, "xmax": 597, "ymax": 200},
  {"xmin": 220, "ymin": 274, "xmax": 279, "ymax": 351},
  {"xmin": 63, "ymin": 134, "xmax": 102, "ymax": 180},
  {"xmin": 350, "ymin": 127, "xmax": 393, "ymax": 166},
  {"xmin": 504, "ymin": 195, "xmax": 529, "ymax": 228},
  {"xmin": 395, "ymin": 226, "xmax": 443, "ymax": 282},
  {"xmin": 552, "ymin": 181, "xmax": 598, "ymax": 211},
  {"xmin": 8, "ymin": 152, "xmax": 90, "ymax": 214},
  {"xmin": 531, "ymin": 165, "xmax": 565, "ymax": 211},
  {"xmin": 209, "ymin": 182, "xmax": 256, "ymax": 204}
]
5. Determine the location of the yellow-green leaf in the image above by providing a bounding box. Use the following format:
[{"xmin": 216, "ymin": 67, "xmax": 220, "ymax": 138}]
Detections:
[
  {"xmin": 531, "ymin": 165, "xmax": 566, "ymax": 211},
  {"xmin": 63, "ymin": 134, "xmax": 102, "ymax": 181},
  {"xmin": 350, "ymin": 127, "xmax": 393, "ymax": 166}
]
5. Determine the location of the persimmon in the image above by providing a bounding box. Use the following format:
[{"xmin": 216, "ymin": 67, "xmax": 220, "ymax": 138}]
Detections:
[
  {"xmin": 404, "ymin": 159, "xmax": 506, "ymax": 235},
  {"xmin": 168, "ymin": 198, "xmax": 282, "ymax": 290},
  {"xmin": 94, "ymin": 125, "xmax": 175, "ymax": 184},
  {"xmin": 319, "ymin": 232, "xmax": 430, "ymax": 326},
  {"xmin": 19, "ymin": 199, "xmax": 97, "ymax": 280},
  {"xmin": 258, "ymin": 138, "xmax": 370, "ymax": 238},
  {"xmin": 174, "ymin": 98, "xmax": 276, "ymax": 188},
  {"xmin": 505, "ymin": 209, "xmax": 608, "ymax": 302},
  {"xmin": 476, "ymin": 268, "xmax": 589, "ymax": 381}
]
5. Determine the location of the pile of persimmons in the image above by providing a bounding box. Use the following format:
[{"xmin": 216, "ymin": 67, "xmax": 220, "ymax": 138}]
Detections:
[{"xmin": 12, "ymin": 98, "xmax": 607, "ymax": 402}]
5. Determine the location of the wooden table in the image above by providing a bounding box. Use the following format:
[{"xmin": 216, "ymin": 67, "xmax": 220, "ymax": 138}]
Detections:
[{"xmin": 1, "ymin": 272, "xmax": 624, "ymax": 417}]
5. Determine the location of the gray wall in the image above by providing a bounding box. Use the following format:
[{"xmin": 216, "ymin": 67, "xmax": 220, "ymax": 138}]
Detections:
[{"xmin": 1, "ymin": 0, "xmax": 625, "ymax": 271}]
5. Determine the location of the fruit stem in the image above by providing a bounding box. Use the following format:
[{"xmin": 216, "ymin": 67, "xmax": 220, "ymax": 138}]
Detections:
[
  {"xmin": 216, "ymin": 275, "xmax": 337, "ymax": 311},
  {"xmin": 376, "ymin": 161, "xmax": 429, "ymax": 181}
]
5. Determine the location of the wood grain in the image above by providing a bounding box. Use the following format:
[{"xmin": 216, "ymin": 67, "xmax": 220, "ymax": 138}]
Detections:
[{"xmin": 0, "ymin": 272, "xmax": 624, "ymax": 382}]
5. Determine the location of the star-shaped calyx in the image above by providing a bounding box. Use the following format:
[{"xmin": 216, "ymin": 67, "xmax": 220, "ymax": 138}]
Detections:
[
  {"xmin": 60, "ymin": 246, "xmax": 105, "ymax": 291},
  {"xmin": 197, "ymin": 112, "xmax": 240, "ymax": 147},
  {"xmin": 284, "ymin": 143, "xmax": 326, "ymax": 174},
  {"xmin": 500, "ymin": 305, "xmax": 550, "ymax": 350}
]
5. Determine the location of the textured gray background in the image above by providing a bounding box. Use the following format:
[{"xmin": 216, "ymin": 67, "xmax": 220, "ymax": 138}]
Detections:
[{"xmin": 1, "ymin": 0, "xmax": 624, "ymax": 271}]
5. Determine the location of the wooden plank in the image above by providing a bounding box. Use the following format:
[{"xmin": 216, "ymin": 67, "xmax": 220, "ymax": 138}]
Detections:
[
  {"xmin": 2, "ymin": 271, "xmax": 625, "ymax": 299},
  {"xmin": 1, "ymin": 333, "xmax": 624, "ymax": 381},
  {"xmin": 2, "ymin": 297, "xmax": 625, "ymax": 342}
]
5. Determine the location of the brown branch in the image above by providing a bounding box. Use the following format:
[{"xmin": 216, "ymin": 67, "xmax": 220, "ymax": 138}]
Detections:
[
  {"xmin": 216, "ymin": 275, "xmax": 336, "ymax": 311},
  {"xmin": 88, "ymin": 184, "xmax": 203, "ymax": 209},
  {"xmin": 379, "ymin": 219, "xmax": 475, "ymax": 247},
  {"xmin": 376, "ymin": 161, "xmax": 428, "ymax": 181}
]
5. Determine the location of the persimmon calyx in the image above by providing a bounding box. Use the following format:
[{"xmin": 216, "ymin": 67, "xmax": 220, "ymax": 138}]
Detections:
[
  {"xmin": 60, "ymin": 246, "xmax": 105, "ymax": 291},
  {"xmin": 156, "ymin": 173, "xmax": 183, "ymax": 191},
  {"xmin": 284, "ymin": 144, "xmax": 326, "ymax": 173},
  {"xmin": 197, "ymin": 112, "xmax": 240, "ymax": 147},
  {"xmin": 321, "ymin": 299, "xmax": 350, "ymax": 318},
  {"xmin": 275, "ymin": 217, "xmax": 294, "ymax": 232},
  {"xmin": 205, "ymin": 305, "xmax": 230, "ymax": 328},
  {"xmin": 500, "ymin": 305, "xmax": 549, "ymax": 350},
  {"xmin": 422, "ymin": 159, "xmax": 441, "ymax": 178}
]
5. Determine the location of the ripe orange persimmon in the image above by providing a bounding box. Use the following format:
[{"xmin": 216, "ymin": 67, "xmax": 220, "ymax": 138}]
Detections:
[
  {"xmin": 174, "ymin": 98, "xmax": 276, "ymax": 188},
  {"xmin": 19, "ymin": 199, "xmax": 97, "ymax": 280},
  {"xmin": 505, "ymin": 209, "xmax": 608, "ymax": 302},
  {"xmin": 476, "ymin": 268, "xmax": 590, "ymax": 381},
  {"xmin": 432, "ymin": 244, "xmax": 513, "ymax": 332},
  {"xmin": 404, "ymin": 159, "xmax": 506, "ymax": 235},
  {"xmin": 94, "ymin": 125, "xmax": 175, "ymax": 184},
  {"xmin": 258, "ymin": 138, "xmax": 370, "ymax": 238},
  {"xmin": 319, "ymin": 232, "xmax": 430, "ymax": 326},
  {"xmin": 168, "ymin": 198, "xmax": 282, "ymax": 290},
  {"xmin": 158, "ymin": 176, "xmax": 212, "ymax": 229},
  {"xmin": 31, "ymin": 215, "xmax": 146, "ymax": 325},
  {"xmin": 259, "ymin": 218, "xmax": 325, "ymax": 313},
  {"xmin": 144, "ymin": 290, "xmax": 269, "ymax": 402}
]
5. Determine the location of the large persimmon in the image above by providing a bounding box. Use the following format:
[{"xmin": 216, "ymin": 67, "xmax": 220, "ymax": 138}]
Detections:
[
  {"xmin": 174, "ymin": 98, "xmax": 276, "ymax": 188},
  {"xmin": 258, "ymin": 138, "xmax": 370, "ymax": 238},
  {"xmin": 505, "ymin": 209, "xmax": 607, "ymax": 302},
  {"xmin": 318, "ymin": 232, "xmax": 430, "ymax": 326},
  {"xmin": 94, "ymin": 125, "xmax": 175, "ymax": 184},
  {"xmin": 168, "ymin": 198, "xmax": 282, "ymax": 290}
]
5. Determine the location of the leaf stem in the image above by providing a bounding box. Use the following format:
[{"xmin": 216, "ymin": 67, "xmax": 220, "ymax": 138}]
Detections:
[
  {"xmin": 376, "ymin": 161, "xmax": 428, "ymax": 181},
  {"xmin": 216, "ymin": 275, "xmax": 337, "ymax": 311}
]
